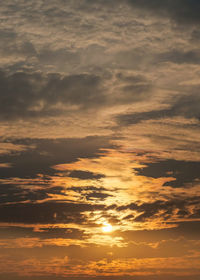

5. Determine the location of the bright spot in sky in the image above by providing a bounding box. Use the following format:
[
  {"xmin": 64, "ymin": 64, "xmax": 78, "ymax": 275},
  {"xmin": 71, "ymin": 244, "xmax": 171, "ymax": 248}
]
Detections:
[{"xmin": 102, "ymin": 222, "xmax": 113, "ymax": 233}]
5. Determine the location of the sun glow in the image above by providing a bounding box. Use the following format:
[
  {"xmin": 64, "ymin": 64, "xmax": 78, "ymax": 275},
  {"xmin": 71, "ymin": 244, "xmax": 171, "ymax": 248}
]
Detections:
[{"xmin": 102, "ymin": 222, "xmax": 113, "ymax": 233}]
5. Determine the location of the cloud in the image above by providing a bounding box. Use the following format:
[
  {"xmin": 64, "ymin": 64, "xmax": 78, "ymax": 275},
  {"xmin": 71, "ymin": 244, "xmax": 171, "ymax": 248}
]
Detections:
[
  {"xmin": 77, "ymin": 0, "xmax": 200, "ymax": 28},
  {"xmin": 112, "ymin": 72, "xmax": 153, "ymax": 104},
  {"xmin": 0, "ymin": 136, "xmax": 113, "ymax": 179},
  {"xmin": 67, "ymin": 170, "xmax": 105, "ymax": 180},
  {"xmin": 134, "ymin": 159, "xmax": 200, "ymax": 188},
  {"xmin": 0, "ymin": 68, "xmax": 154, "ymax": 123},
  {"xmin": 68, "ymin": 186, "xmax": 112, "ymax": 201},
  {"xmin": 0, "ymin": 70, "xmax": 106, "ymax": 120},
  {"xmin": 117, "ymin": 197, "xmax": 200, "ymax": 222},
  {"xmin": 117, "ymin": 92, "xmax": 200, "ymax": 125},
  {"xmin": 0, "ymin": 226, "xmax": 87, "ymax": 240},
  {"xmin": 118, "ymin": 221, "xmax": 200, "ymax": 243},
  {"xmin": 0, "ymin": 0, "xmax": 200, "ymax": 278},
  {"xmin": 0, "ymin": 201, "xmax": 105, "ymax": 224},
  {"xmin": 0, "ymin": 136, "xmax": 114, "ymax": 206},
  {"xmin": 0, "ymin": 29, "xmax": 36, "ymax": 60},
  {"xmin": 0, "ymin": 184, "xmax": 66, "ymax": 204},
  {"xmin": 127, "ymin": 0, "xmax": 200, "ymax": 26},
  {"xmin": 0, "ymin": 273, "xmax": 200, "ymax": 280},
  {"xmin": 157, "ymin": 49, "xmax": 200, "ymax": 65}
]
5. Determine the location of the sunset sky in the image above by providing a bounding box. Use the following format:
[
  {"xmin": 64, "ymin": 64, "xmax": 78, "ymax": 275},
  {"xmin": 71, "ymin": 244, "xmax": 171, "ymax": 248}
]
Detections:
[{"xmin": 0, "ymin": 1, "xmax": 200, "ymax": 279}]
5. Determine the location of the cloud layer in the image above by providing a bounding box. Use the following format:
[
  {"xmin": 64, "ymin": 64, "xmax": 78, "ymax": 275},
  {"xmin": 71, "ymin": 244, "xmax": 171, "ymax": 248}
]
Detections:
[{"xmin": 0, "ymin": 1, "xmax": 200, "ymax": 280}]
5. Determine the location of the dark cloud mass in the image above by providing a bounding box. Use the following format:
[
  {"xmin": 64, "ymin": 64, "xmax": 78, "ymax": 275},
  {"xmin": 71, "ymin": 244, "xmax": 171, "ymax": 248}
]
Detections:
[
  {"xmin": 0, "ymin": 226, "xmax": 86, "ymax": 240},
  {"xmin": 67, "ymin": 170, "xmax": 105, "ymax": 180},
  {"xmin": 0, "ymin": 202, "xmax": 105, "ymax": 224},
  {"xmin": 0, "ymin": 69, "xmax": 154, "ymax": 120},
  {"xmin": 118, "ymin": 197, "xmax": 200, "ymax": 222},
  {"xmin": 0, "ymin": 136, "xmax": 113, "ymax": 178},
  {"xmin": 158, "ymin": 49, "xmax": 200, "ymax": 65},
  {"xmin": 135, "ymin": 159, "xmax": 200, "ymax": 188},
  {"xmin": 68, "ymin": 186, "xmax": 112, "ymax": 201},
  {"xmin": 127, "ymin": 0, "xmax": 200, "ymax": 25},
  {"xmin": 0, "ymin": 70, "xmax": 105, "ymax": 120},
  {"xmin": 117, "ymin": 93, "xmax": 200, "ymax": 125}
]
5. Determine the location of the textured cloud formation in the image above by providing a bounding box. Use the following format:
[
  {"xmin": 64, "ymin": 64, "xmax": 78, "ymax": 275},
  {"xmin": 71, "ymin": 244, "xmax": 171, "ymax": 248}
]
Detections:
[
  {"xmin": 117, "ymin": 91, "xmax": 200, "ymax": 125},
  {"xmin": 0, "ymin": 202, "xmax": 105, "ymax": 224},
  {"xmin": 0, "ymin": 136, "xmax": 113, "ymax": 178},
  {"xmin": 135, "ymin": 159, "xmax": 200, "ymax": 188},
  {"xmin": 0, "ymin": 69, "xmax": 154, "ymax": 121},
  {"xmin": 0, "ymin": 71, "xmax": 106, "ymax": 120},
  {"xmin": 127, "ymin": 0, "xmax": 200, "ymax": 25},
  {"xmin": 0, "ymin": 1, "xmax": 200, "ymax": 280}
]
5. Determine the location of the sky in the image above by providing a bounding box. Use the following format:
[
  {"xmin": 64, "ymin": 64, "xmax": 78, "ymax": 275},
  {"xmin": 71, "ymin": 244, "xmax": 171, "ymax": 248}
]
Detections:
[{"xmin": 0, "ymin": 1, "xmax": 200, "ymax": 279}]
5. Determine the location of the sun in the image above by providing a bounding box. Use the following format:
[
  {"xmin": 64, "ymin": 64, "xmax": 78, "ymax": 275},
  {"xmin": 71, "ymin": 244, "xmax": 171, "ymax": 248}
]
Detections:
[{"xmin": 102, "ymin": 222, "xmax": 113, "ymax": 233}]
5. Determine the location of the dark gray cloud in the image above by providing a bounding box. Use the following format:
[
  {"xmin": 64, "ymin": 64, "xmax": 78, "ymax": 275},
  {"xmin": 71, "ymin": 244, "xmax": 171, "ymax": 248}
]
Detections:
[
  {"xmin": 0, "ymin": 226, "xmax": 87, "ymax": 240},
  {"xmin": 0, "ymin": 184, "xmax": 66, "ymax": 204},
  {"xmin": 127, "ymin": 0, "xmax": 200, "ymax": 25},
  {"xmin": 0, "ymin": 32, "xmax": 36, "ymax": 60},
  {"xmin": 68, "ymin": 186, "xmax": 112, "ymax": 201},
  {"xmin": 67, "ymin": 170, "xmax": 105, "ymax": 180},
  {"xmin": 117, "ymin": 197, "xmax": 200, "ymax": 222},
  {"xmin": 157, "ymin": 49, "xmax": 200, "ymax": 65},
  {"xmin": 113, "ymin": 72, "xmax": 153, "ymax": 103},
  {"xmin": 0, "ymin": 136, "xmax": 113, "ymax": 179},
  {"xmin": 0, "ymin": 183, "xmax": 112, "ymax": 205},
  {"xmin": 0, "ymin": 201, "xmax": 105, "ymax": 224},
  {"xmin": 0, "ymin": 69, "xmax": 154, "ymax": 120},
  {"xmin": 84, "ymin": 191, "xmax": 111, "ymax": 201},
  {"xmin": 0, "ymin": 136, "xmax": 113, "ymax": 205},
  {"xmin": 117, "ymin": 108, "xmax": 171, "ymax": 125},
  {"xmin": 78, "ymin": 0, "xmax": 200, "ymax": 28},
  {"xmin": 38, "ymin": 48, "xmax": 81, "ymax": 72},
  {"xmin": 191, "ymin": 29, "xmax": 200, "ymax": 41},
  {"xmin": 0, "ymin": 70, "xmax": 105, "ymax": 120},
  {"xmin": 117, "ymin": 92, "xmax": 200, "ymax": 125},
  {"xmin": 134, "ymin": 159, "xmax": 200, "ymax": 188}
]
